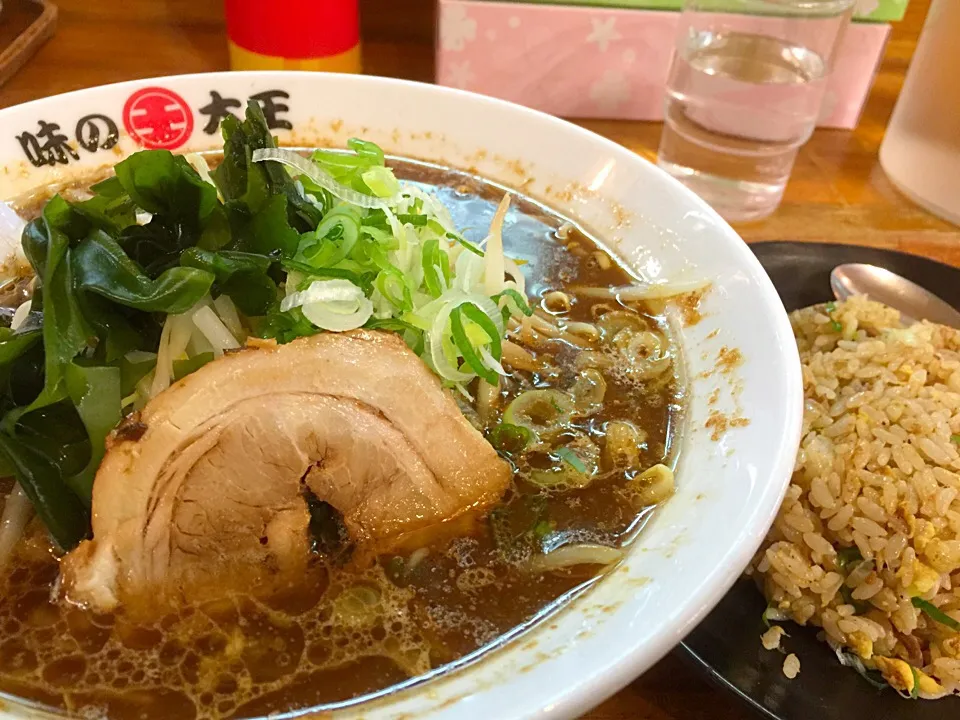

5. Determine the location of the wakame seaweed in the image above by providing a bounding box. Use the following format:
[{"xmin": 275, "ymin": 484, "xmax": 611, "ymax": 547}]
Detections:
[
  {"xmin": 303, "ymin": 487, "xmax": 352, "ymax": 564},
  {"xmin": 0, "ymin": 101, "xmax": 303, "ymax": 550}
]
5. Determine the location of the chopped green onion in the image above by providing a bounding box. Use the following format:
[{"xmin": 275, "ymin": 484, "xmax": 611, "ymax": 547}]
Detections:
[
  {"xmin": 761, "ymin": 605, "xmax": 788, "ymax": 629},
  {"xmin": 361, "ymin": 209, "xmax": 390, "ymax": 231},
  {"xmin": 460, "ymin": 303, "xmax": 501, "ymax": 358},
  {"xmin": 836, "ymin": 546, "xmax": 863, "ymax": 571},
  {"xmin": 823, "ymin": 301, "xmax": 843, "ymax": 331},
  {"xmin": 488, "ymin": 423, "xmax": 532, "ymax": 457},
  {"xmin": 254, "ymin": 147, "xmax": 388, "ymax": 209},
  {"xmin": 503, "ymin": 389, "xmax": 575, "ymax": 440},
  {"xmin": 397, "ymin": 213, "xmax": 429, "ymax": 227},
  {"xmin": 448, "ymin": 232, "xmax": 484, "ymax": 257},
  {"xmin": 951, "ymin": 434, "xmax": 960, "ymax": 445},
  {"xmin": 385, "ymin": 555, "xmax": 405, "ymax": 582},
  {"xmin": 554, "ymin": 447, "xmax": 587, "ymax": 474},
  {"xmin": 361, "ymin": 166, "xmax": 400, "ymax": 198},
  {"xmin": 494, "ymin": 288, "xmax": 534, "ymax": 317},
  {"xmin": 909, "ymin": 664, "xmax": 920, "ymax": 699},
  {"xmin": 280, "ymin": 278, "xmax": 374, "ymax": 332},
  {"xmin": 356, "ymin": 236, "xmax": 395, "ymax": 270},
  {"xmin": 398, "ymin": 195, "xmax": 424, "ymax": 215},
  {"xmin": 911, "ymin": 597, "xmax": 960, "ymax": 631},
  {"xmin": 835, "ymin": 547, "xmax": 870, "ymax": 612},
  {"xmin": 532, "ymin": 519, "xmax": 556, "ymax": 542},
  {"xmin": 302, "ymin": 239, "xmax": 329, "ymax": 261},
  {"xmin": 528, "ymin": 442, "xmax": 599, "ymax": 490},
  {"xmin": 421, "ymin": 239, "xmax": 450, "ymax": 298},
  {"xmin": 438, "ymin": 253, "xmax": 453, "ymax": 288},
  {"xmin": 364, "ymin": 317, "xmax": 420, "ymax": 334},
  {"xmin": 426, "ymin": 218, "xmax": 447, "ymax": 237},
  {"xmin": 450, "ymin": 303, "xmax": 500, "ymax": 384},
  {"xmin": 311, "ymin": 149, "xmax": 370, "ymax": 170},
  {"xmin": 281, "ymin": 258, "xmax": 376, "ymax": 292},
  {"xmin": 297, "ymin": 210, "xmax": 360, "ymax": 267},
  {"xmin": 375, "ymin": 267, "xmax": 414, "ymax": 313},
  {"xmin": 348, "ymin": 137, "xmax": 385, "ymax": 164}
]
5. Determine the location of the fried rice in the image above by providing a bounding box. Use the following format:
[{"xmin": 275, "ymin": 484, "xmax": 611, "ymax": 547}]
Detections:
[{"xmin": 749, "ymin": 296, "xmax": 960, "ymax": 699}]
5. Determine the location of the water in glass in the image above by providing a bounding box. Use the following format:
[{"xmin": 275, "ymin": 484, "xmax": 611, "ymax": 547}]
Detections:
[{"xmin": 658, "ymin": 29, "xmax": 828, "ymax": 221}]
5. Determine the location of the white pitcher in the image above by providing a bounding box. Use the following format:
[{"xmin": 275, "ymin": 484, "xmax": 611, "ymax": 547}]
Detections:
[{"xmin": 879, "ymin": 0, "xmax": 960, "ymax": 226}]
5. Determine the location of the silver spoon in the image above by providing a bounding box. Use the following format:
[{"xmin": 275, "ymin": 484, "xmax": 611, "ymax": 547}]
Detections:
[{"xmin": 830, "ymin": 263, "xmax": 960, "ymax": 330}]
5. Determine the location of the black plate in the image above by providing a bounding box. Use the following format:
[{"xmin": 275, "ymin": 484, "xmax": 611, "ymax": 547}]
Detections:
[{"xmin": 679, "ymin": 241, "xmax": 960, "ymax": 720}]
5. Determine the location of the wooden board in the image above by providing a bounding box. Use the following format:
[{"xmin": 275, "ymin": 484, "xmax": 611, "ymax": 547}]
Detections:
[{"xmin": 0, "ymin": 0, "xmax": 57, "ymax": 88}]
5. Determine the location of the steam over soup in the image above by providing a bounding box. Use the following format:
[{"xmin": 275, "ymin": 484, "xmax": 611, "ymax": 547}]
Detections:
[{"xmin": 0, "ymin": 103, "xmax": 686, "ymax": 718}]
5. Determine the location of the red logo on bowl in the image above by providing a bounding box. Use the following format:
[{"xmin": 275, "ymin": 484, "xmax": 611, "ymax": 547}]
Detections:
[{"xmin": 122, "ymin": 87, "xmax": 194, "ymax": 150}]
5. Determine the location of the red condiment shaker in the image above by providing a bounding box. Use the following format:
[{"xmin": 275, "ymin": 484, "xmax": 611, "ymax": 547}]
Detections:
[{"xmin": 225, "ymin": 0, "xmax": 361, "ymax": 73}]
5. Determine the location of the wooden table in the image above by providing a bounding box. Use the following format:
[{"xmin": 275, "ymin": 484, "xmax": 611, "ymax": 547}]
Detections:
[{"xmin": 0, "ymin": 1, "xmax": 953, "ymax": 719}]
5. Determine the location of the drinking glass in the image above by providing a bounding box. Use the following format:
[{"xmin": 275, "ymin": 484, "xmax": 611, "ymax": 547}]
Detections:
[{"xmin": 656, "ymin": 0, "xmax": 854, "ymax": 222}]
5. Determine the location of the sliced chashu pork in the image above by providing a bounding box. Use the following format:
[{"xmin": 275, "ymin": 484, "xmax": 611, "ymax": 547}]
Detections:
[{"xmin": 60, "ymin": 330, "xmax": 511, "ymax": 613}]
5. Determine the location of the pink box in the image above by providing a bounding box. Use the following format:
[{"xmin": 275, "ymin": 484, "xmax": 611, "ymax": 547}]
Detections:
[{"xmin": 436, "ymin": 0, "xmax": 891, "ymax": 129}]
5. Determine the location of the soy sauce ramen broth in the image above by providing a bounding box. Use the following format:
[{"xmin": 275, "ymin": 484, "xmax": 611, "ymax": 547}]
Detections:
[{"xmin": 0, "ymin": 159, "xmax": 685, "ymax": 719}]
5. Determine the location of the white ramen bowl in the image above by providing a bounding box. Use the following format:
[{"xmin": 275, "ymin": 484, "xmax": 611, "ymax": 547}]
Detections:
[{"xmin": 0, "ymin": 72, "xmax": 802, "ymax": 720}]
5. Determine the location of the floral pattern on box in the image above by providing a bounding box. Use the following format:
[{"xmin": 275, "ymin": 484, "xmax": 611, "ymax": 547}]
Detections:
[{"xmin": 437, "ymin": 0, "xmax": 891, "ymax": 129}]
